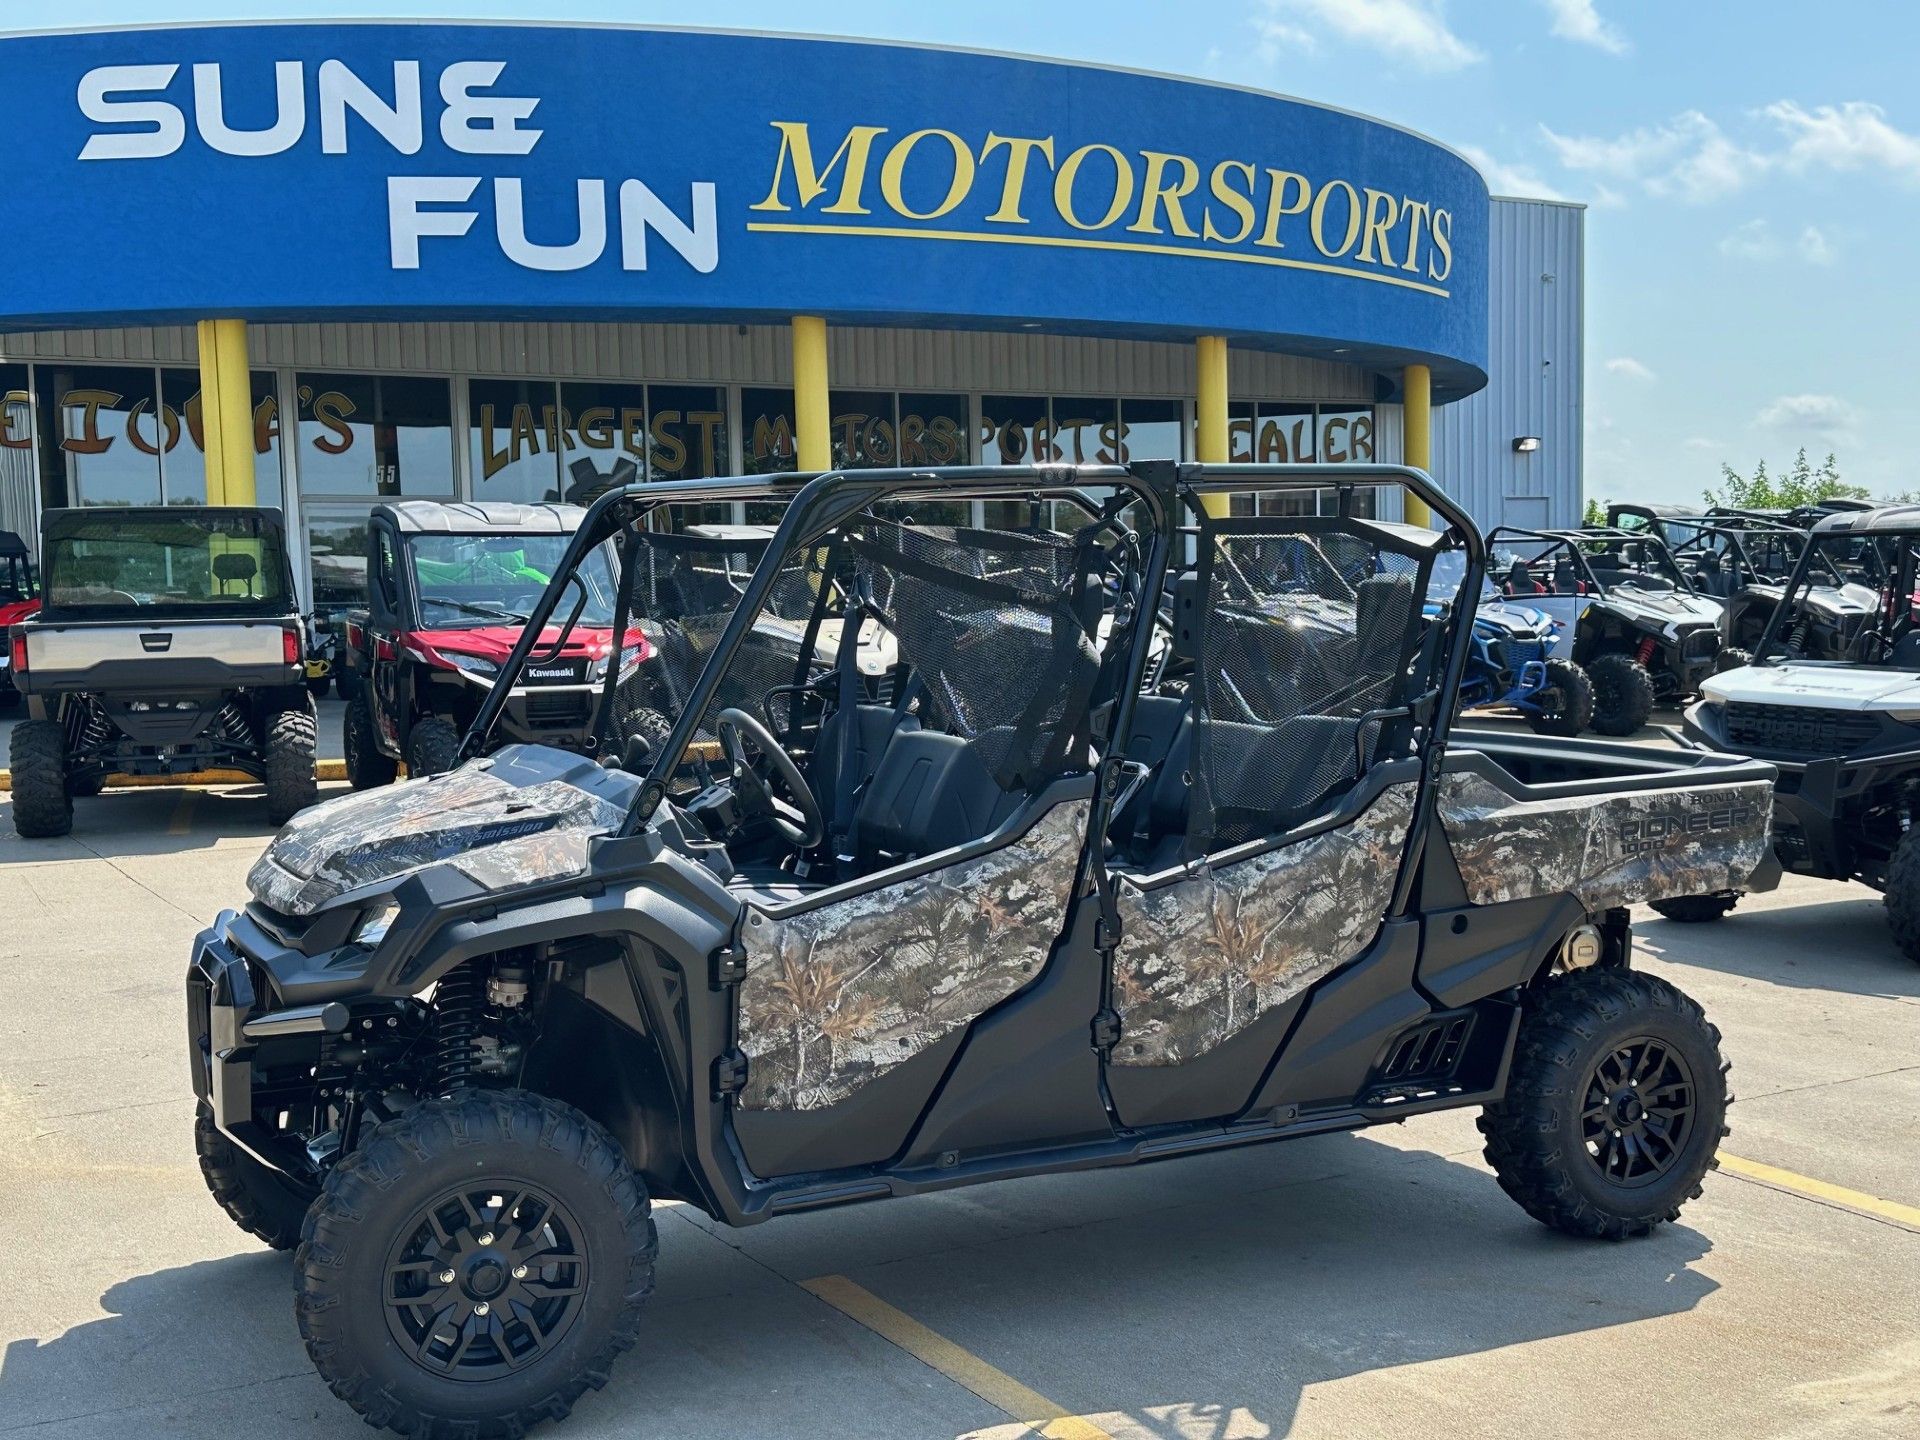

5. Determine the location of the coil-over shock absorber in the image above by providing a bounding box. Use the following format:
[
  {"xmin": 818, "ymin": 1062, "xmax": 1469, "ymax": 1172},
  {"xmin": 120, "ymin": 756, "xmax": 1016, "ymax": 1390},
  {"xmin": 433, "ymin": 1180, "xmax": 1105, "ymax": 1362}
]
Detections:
[{"xmin": 432, "ymin": 962, "xmax": 484, "ymax": 1094}]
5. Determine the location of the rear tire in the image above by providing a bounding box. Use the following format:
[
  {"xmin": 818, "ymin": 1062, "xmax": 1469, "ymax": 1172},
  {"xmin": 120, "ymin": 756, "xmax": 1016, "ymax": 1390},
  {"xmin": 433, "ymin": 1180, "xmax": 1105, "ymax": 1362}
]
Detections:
[
  {"xmin": 263, "ymin": 707, "xmax": 318, "ymax": 826},
  {"xmin": 405, "ymin": 714, "xmax": 462, "ymax": 777},
  {"xmin": 1587, "ymin": 652, "xmax": 1656, "ymax": 736},
  {"xmin": 296, "ymin": 1090, "xmax": 656, "ymax": 1438},
  {"xmin": 194, "ymin": 1102, "xmax": 314, "ymax": 1251},
  {"xmin": 1883, "ymin": 829, "xmax": 1920, "ymax": 964},
  {"xmin": 9, "ymin": 718, "xmax": 72, "ymax": 838},
  {"xmin": 1651, "ymin": 894, "xmax": 1740, "ymax": 923},
  {"xmin": 343, "ymin": 694, "xmax": 398, "ymax": 790},
  {"xmin": 1480, "ymin": 967, "xmax": 1728, "ymax": 1240},
  {"xmin": 1523, "ymin": 658, "xmax": 1594, "ymax": 737}
]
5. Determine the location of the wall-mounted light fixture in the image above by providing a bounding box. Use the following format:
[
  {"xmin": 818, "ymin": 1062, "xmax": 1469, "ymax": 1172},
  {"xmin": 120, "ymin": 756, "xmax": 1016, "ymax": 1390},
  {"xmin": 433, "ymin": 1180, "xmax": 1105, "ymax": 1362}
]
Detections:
[{"xmin": 1513, "ymin": 436, "xmax": 1542, "ymax": 454}]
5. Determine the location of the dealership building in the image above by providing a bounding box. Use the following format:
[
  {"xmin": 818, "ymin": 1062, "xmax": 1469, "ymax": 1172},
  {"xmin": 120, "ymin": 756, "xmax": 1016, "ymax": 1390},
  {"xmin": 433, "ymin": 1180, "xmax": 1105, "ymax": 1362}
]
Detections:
[{"xmin": 0, "ymin": 21, "xmax": 1584, "ymax": 613}]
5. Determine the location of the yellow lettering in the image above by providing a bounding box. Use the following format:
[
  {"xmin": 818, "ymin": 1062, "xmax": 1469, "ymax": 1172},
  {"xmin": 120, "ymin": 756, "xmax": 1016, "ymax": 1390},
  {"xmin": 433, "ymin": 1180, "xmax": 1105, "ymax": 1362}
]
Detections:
[
  {"xmin": 750, "ymin": 120, "xmax": 887, "ymax": 215},
  {"xmin": 1127, "ymin": 151, "xmax": 1201, "ymax": 237},
  {"xmin": 60, "ymin": 389, "xmax": 119, "ymax": 456},
  {"xmin": 1309, "ymin": 179, "xmax": 1363, "ymax": 259},
  {"xmin": 1202, "ymin": 159, "xmax": 1257, "ymax": 245},
  {"xmin": 689, "ymin": 411, "xmax": 725, "ymax": 472},
  {"xmin": 1399, "ymin": 199, "xmax": 1432, "ymax": 273},
  {"xmin": 577, "ymin": 407, "xmax": 615, "ymax": 448},
  {"xmin": 0, "ymin": 389, "xmax": 29, "ymax": 448},
  {"xmin": 649, "ymin": 411, "xmax": 688, "ymax": 474},
  {"xmin": 509, "ymin": 403, "xmax": 539, "ymax": 462},
  {"xmin": 1357, "ymin": 188, "xmax": 1400, "ymax": 266},
  {"xmin": 879, "ymin": 128, "xmax": 975, "ymax": 221},
  {"xmin": 1323, "ymin": 417, "xmax": 1350, "ymax": 463},
  {"xmin": 1256, "ymin": 169, "xmax": 1311, "ymax": 248},
  {"xmin": 980, "ymin": 133, "xmax": 1055, "ymax": 224},
  {"xmin": 1428, "ymin": 208, "xmax": 1453, "ymax": 281},
  {"xmin": 479, "ymin": 404, "xmax": 509, "ymax": 479},
  {"xmin": 313, "ymin": 392, "xmax": 356, "ymax": 456},
  {"xmin": 1053, "ymin": 143, "xmax": 1134, "ymax": 230}
]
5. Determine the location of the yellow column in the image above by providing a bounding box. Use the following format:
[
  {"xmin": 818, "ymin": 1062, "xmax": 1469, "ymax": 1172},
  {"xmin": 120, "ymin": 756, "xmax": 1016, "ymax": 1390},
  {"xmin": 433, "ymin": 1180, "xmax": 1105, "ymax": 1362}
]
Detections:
[
  {"xmin": 791, "ymin": 315, "xmax": 831, "ymax": 472},
  {"xmin": 1402, "ymin": 362, "xmax": 1433, "ymax": 529},
  {"xmin": 197, "ymin": 318, "xmax": 256, "ymax": 506},
  {"xmin": 1194, "ymin": 334, "xmax": 1230, "ymax": 517}
]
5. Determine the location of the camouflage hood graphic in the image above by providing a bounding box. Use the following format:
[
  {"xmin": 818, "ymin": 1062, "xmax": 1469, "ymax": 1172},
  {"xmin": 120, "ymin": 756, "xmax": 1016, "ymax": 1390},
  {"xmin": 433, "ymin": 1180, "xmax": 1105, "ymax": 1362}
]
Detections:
[{"xmin": 248, "ymin": 745, "xmax": 634, "ymax": 916}]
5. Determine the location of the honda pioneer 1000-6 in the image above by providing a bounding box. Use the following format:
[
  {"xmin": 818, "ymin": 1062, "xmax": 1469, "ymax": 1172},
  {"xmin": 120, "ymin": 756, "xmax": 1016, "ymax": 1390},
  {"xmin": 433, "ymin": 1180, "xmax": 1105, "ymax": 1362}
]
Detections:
[
  {"xmin": 1488, "ymin": 525, "xmax": 1723, "ymax": 735},
  {"xmin": 1689, "ymin": 505, "xmax": 1920, "ymax": 951},
  {"xmin": 9, "ymin": 507, "xmax": 314, "ymax": 836},
  {"xmin": 187, "ymin": 463, "xmax": 1773, "ymax": 1438}
]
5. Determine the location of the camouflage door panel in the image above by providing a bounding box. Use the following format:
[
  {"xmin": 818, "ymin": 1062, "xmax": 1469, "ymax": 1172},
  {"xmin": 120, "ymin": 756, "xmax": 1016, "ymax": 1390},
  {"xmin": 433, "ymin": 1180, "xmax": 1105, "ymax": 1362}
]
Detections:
[
  {"xmin": 1436, "ymin": 772, "xmax": 1772, "ymax": 911},
  {"xmin": 1110, "ymin": 783, "xmax": 1417, "ymax": 1067},
  {"xmin": 736, "ymin": 799, "xmax": 1089, "ymax": 1111}
]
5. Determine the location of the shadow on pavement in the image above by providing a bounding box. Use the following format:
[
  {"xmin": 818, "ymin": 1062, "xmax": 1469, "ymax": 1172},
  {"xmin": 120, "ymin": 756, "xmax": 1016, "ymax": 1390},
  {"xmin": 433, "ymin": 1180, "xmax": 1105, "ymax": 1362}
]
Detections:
[
  {"xmin": 1641, "ymin": 893, "xmax": 1920, "ymax": 1001},
  {"xmin": 0, "ymin": 781, "xmax": 350, "ymax": 865}
]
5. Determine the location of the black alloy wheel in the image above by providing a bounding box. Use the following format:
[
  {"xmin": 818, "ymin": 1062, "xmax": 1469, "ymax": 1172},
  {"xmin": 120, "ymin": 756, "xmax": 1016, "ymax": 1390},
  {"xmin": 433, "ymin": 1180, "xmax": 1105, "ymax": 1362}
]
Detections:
[
  {"xmin": 1579, "ymin": 1036, "xmax": 1696, "ymax": 1188},
  {"xmin": 383, "ymin": 1182, "xmax": 588, "ymax": 1381}
]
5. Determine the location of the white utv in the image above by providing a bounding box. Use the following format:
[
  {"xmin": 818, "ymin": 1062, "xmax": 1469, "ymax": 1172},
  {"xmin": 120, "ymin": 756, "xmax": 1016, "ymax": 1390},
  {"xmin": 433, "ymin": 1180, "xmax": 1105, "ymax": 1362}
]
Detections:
[{"xmin": 1687, "ymin": 505, "xmax": 1920, "ymax": 952}]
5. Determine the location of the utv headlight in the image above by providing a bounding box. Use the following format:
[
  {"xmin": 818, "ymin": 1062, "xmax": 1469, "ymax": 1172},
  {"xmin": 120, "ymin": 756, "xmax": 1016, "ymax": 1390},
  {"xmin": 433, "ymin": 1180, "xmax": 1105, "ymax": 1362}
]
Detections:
[
  {"xmin": 592, "ymin": 643, "xmax": 646, "ymax": 682},
  {"xmin": 447, "ymin": 652, "xmax": 498, "ymax": 678},
  {"xmin": 353, "ymin": 897, "xmax": 402, "ymax": 947}
]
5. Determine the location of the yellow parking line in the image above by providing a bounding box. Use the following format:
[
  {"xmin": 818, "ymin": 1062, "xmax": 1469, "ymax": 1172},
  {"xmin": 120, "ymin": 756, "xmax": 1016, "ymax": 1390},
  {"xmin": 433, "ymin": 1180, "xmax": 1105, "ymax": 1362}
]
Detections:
[
  {"xmin": 803, "ymin": 1275, "xmax": 1116, "ymax": 1440},
  {"xmin": 166, "ymin": 790, "xmax": 195, "ymax": 836},
  {"xmin": 1720, "ymin": 1152, "xmax": 1920, "ymax": 1230}
]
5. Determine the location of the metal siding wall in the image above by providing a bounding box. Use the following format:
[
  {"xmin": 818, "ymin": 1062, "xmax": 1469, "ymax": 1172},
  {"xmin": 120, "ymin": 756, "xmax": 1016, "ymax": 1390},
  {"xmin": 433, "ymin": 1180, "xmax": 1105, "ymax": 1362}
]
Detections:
[
  {"xmin": 1430, "ymin": 198, "xmax": 1584, "ymax": 532},
  {"xmin": 1, "ymin": 322, "xmax": 1376, "ymax": 400}
]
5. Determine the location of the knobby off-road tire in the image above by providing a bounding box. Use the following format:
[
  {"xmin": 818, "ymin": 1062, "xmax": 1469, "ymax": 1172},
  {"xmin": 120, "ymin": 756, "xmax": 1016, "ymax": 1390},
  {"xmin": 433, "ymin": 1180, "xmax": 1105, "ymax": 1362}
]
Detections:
[
  {"xmin": 9, "ymin": 717, "xmax": 72, "ymax": 837},
  {"xmin": 263, "ymin": 707, "xmax": 319, "ymax": 826},
  {"xmin": 194, "ymin": 1101, "xmax": 314, "ymax": 1251},
  {"xmin": 343, "ymin": 694, "xmax": 398, "ymax": 790},
  {"xmin": 1524, "ymin": 658, "xmax": 1595, "ymax": 738},
  {"xmin": 1650, "ymin": 893, "xmax": 1740, "ymax": 923},
  {"xmin": 1587, "ymin": 652, "xmax": 1657, "ymax": 737},
  {"xmin": 1883, "ymin": 828, "xmax": 1920, "ymax": 964},
  {"xmin": 297, "ymin": 1090, "xmax": 657, "ymax": 1439},
  {"xmin": 406, "ymin": 714, "xmax": 462, "ymax": 778},
  {"xmin": 1480, "ymin": 967, "xmax": 1729, "ymax": 1240}
]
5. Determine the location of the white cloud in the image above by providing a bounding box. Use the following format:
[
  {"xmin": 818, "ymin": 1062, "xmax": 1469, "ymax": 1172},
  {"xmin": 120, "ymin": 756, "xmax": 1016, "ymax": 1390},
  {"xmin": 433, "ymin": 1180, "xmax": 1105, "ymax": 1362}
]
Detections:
[
  {"xmin": 1540, "ymin": 111, "xmax": 1768, "ymax": 203},
  {"xmin": 1718, "ymin": 218, "xmax": 1781, "ymax": 260},
  {"xmin": 1764, "ymin": 100, "xmax": 1920, "ymax": 181},
  {"xmin": 1541, "ymin": 0, "xmax": 1628, "ymax": 54},
  {"xmin": 1683, "ymin": 437, "xmax": 1721, "ymax": 451},
  {"xmin": 1757, "ymin": 394, "xmax": 1859, "ymax": 434},
  {"xmin": 1605, "ymin": 356, "xmax": 1657, "ymax": 381},
  {"xmin": 1456, "ymin": 142, "xmax": 1573, "ymax": 201},
  {"xmin": 1256, "ymin": 0, "xmax": 1482, "ymax": 72},
  {"xmin": 1798, "ymin": 224, "xmax": 1837, "ymax": 265}
]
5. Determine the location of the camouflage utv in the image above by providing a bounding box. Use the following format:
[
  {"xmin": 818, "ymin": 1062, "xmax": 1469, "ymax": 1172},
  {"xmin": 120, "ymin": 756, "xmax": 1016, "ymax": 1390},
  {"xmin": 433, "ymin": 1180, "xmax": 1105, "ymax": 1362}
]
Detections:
[{"xmin": 186, "ymin": 462, "xmax": 1775, "ymax": 1437}]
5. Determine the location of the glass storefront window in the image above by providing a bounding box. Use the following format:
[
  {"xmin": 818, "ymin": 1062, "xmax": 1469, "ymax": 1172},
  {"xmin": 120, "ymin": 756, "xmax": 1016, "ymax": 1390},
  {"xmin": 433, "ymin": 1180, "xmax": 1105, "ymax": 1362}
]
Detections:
[
  {"xmin": 1050, "ymin": 396, "xmax": 1119, "ymax": 464},
  {"xmin": 742, "ymin": 387, "xmax": 797, "ymax": 476},
  {"xmin": 643, "ymin": 384, "xmax": 728, "ymax": 483},
  {"xmin": 296, "ymin": 373, "xmax": 455, "ymax": 498},
  {"xmin": 1318, "ymin": 405, "xmax": 1376, "ymax": 464},
  {"xmin": 1254, "ymin": 402, "xmax": 1318, "ymax": 464},
  {"xmin": 469, "ymin": 378, "xmax": 562, "ymax": 504},
  {"xmin": 2, "ymin": 365, "xmax": 35, "ymax": 526},
  {"xmin": 982, "ymin": 395, "xmax": 1048, "ymax": 465},
  {"xmin": 829, "ymin": 389, "xmax": 895, "ymax": 468},
  {"xmin": 1117, "ymin": 398, "xmax": 1183, "ymax": 462},
  {"xmin": 34, "ymin": 365, "xmax": 163, "ymax": 507},
  {"xmin": 305, "ymin": 511, "xmax": 372, "ymax": 615},
  {"xmin": 898, "ymin": 393, "xmax": 968, "ymax": 466},
  {"xmin": 557, "ymin": 380, "xmax": 648, "ymax": 502},
  {"xmin": 158, "ymin": 368, "xmax": 282, "ymax": 506}
]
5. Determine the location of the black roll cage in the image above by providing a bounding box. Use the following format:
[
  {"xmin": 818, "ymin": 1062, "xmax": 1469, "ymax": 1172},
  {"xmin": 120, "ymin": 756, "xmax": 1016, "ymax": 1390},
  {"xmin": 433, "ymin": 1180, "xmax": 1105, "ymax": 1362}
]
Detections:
[
  {"xmin": 1487, "ymin": 523, "xmax": 1696, "ymax": 600},
  {"xmin": 1754, "ymin": 523, "xmax": 1920, "ymax": 665},
  {"xmin": 463, "ymin": 461, "xmax": 1483, "ymax": 903}
]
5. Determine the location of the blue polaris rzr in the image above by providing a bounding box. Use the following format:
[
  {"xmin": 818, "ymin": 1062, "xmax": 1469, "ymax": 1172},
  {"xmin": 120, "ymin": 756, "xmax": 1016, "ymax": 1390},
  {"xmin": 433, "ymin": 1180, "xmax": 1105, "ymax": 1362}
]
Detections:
[{"xmin": 1455, "ymin": 598, "xmax": 1594, "ymax": 736}]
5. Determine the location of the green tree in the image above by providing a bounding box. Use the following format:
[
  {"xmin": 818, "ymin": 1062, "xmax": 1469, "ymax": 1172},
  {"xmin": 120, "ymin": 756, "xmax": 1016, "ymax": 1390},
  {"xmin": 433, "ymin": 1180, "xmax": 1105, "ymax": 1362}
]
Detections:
[
  {"xmin": 1582, "ymin": 496, "xmax": 1608, "ymax": 527},
  {"xmin": 1704, "ymin": 448, "xmax": 1868, "ymax": 510}
]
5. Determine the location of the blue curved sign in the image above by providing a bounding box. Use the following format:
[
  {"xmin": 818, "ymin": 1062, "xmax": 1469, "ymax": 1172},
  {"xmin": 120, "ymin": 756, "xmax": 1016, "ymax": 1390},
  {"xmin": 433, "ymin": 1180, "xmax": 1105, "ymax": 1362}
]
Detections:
[{"xmin": 0, "ymin": 23, "xmax": 1490, "ymax": 396}]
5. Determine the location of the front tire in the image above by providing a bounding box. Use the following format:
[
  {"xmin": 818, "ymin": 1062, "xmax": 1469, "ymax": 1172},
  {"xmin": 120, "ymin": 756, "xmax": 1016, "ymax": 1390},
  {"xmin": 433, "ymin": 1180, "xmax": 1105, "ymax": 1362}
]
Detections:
[
  {"xmin": 1587, "ymin": 652, "xmax": 1656, "ymax": 736},
  {"xmin": 1651, "ymin": 893, "xmax": 1740, "ymax": 923},
  {"xmin": 1883, "ymin": 829, "xmax": 1920, "ymax": 964},
  {"xmin": 1524, "ymin": 658, "xmax": 1594, "ymax": 737},
  {"xmin": 9, "ymin": 717, "xmax": 72, "ymax": 837},
  {"xmin": 1480, "ymin": 968, "xmax": 1728, "ymax": 1240},
  {"xmin": 263, "ymin": 707, "xmax": 319, "ymax": 826},
  {"xmin": 194, "ymin": 1102, "xmax": 314, "ymax": 1251},
  {"xmin": 343, "ymin": 694, "xmax": 398, "ymax": 790},
  {"xmin": 297, "ymin": 1091, "xmax": 656, "ymax": 1438},
  {"xmin": 405, "ymin": 715, "xmax": 462, "ymax": 777}
]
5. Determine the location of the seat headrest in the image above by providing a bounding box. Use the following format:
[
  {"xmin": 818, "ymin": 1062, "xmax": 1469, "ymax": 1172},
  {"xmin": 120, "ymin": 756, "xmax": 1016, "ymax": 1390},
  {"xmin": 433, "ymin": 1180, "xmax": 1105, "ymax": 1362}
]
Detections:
[{"xmin": 212, "ymin": 552, "xmax": 258, "ymax": 582}]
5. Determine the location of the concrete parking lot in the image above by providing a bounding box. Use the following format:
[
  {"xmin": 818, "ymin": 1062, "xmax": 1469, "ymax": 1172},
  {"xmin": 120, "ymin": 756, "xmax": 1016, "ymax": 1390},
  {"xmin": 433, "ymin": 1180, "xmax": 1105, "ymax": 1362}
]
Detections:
[{"xmin": 1, "ymin": 715, "xmax": 1916, "ymax": 1438}]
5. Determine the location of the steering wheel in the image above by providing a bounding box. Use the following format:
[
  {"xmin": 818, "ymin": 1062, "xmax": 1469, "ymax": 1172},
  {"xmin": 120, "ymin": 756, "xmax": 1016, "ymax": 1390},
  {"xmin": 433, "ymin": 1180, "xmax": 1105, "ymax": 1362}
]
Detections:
[{"xmin": 715, "ymin": 707, "xmax": 824, "ymax": 849}]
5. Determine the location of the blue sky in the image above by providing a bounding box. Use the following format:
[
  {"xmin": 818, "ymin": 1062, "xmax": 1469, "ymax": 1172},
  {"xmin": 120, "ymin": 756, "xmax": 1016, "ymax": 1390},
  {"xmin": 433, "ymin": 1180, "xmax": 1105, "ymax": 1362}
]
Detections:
[{"xmin": 10, "ymin": 1, "xmax": 1916, "ymax": 506}]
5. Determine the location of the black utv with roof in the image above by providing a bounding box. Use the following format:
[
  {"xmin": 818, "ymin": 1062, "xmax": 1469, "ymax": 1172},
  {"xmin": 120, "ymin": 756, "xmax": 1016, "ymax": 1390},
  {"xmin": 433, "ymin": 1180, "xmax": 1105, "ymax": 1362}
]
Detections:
[
  {"xmin": 187, "ymin": 463, "xmax": 1774, "ymax": 1438},
  {"xmin": 9, "ymin": 507, "xmax": 315, "ymax": 837}
]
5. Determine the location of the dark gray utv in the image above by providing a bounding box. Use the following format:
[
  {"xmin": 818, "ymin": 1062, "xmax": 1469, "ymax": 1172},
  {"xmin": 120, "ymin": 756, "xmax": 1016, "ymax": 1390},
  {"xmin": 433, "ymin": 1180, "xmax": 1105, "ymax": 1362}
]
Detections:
[
  {"xmin": 186, "ymin": 463, "xmax": 1776, "ymax": 1437},
  {"xmin": 9, "ymin": 506, "xmax": 315, "ymax": 836}
]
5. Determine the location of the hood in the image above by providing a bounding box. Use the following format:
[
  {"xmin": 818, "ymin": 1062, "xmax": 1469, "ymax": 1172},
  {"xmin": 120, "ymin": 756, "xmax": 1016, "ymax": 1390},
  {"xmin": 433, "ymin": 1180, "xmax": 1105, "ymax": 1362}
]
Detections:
[
  {"xmin": 1702, "ymin": 662, "xmax": 1920, "ymax": 711},
  {"xmin": 1475, "ymin": 601, "xmax": 1555, "ymax": 639},
  {"xmin": 1599, "ymin": 586, "xmax": 1722, "ymax": 632},
  {"xmin": 1801, "ymin": 583, "xmax": 1879, "ymax": 616},
  {"xmin": 412, "ymin": 623, "xmax": 651, "ymax": 667},
  {"xmin": 247, "ymin": 745, "xmax": 638, "ymax": 916}
]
